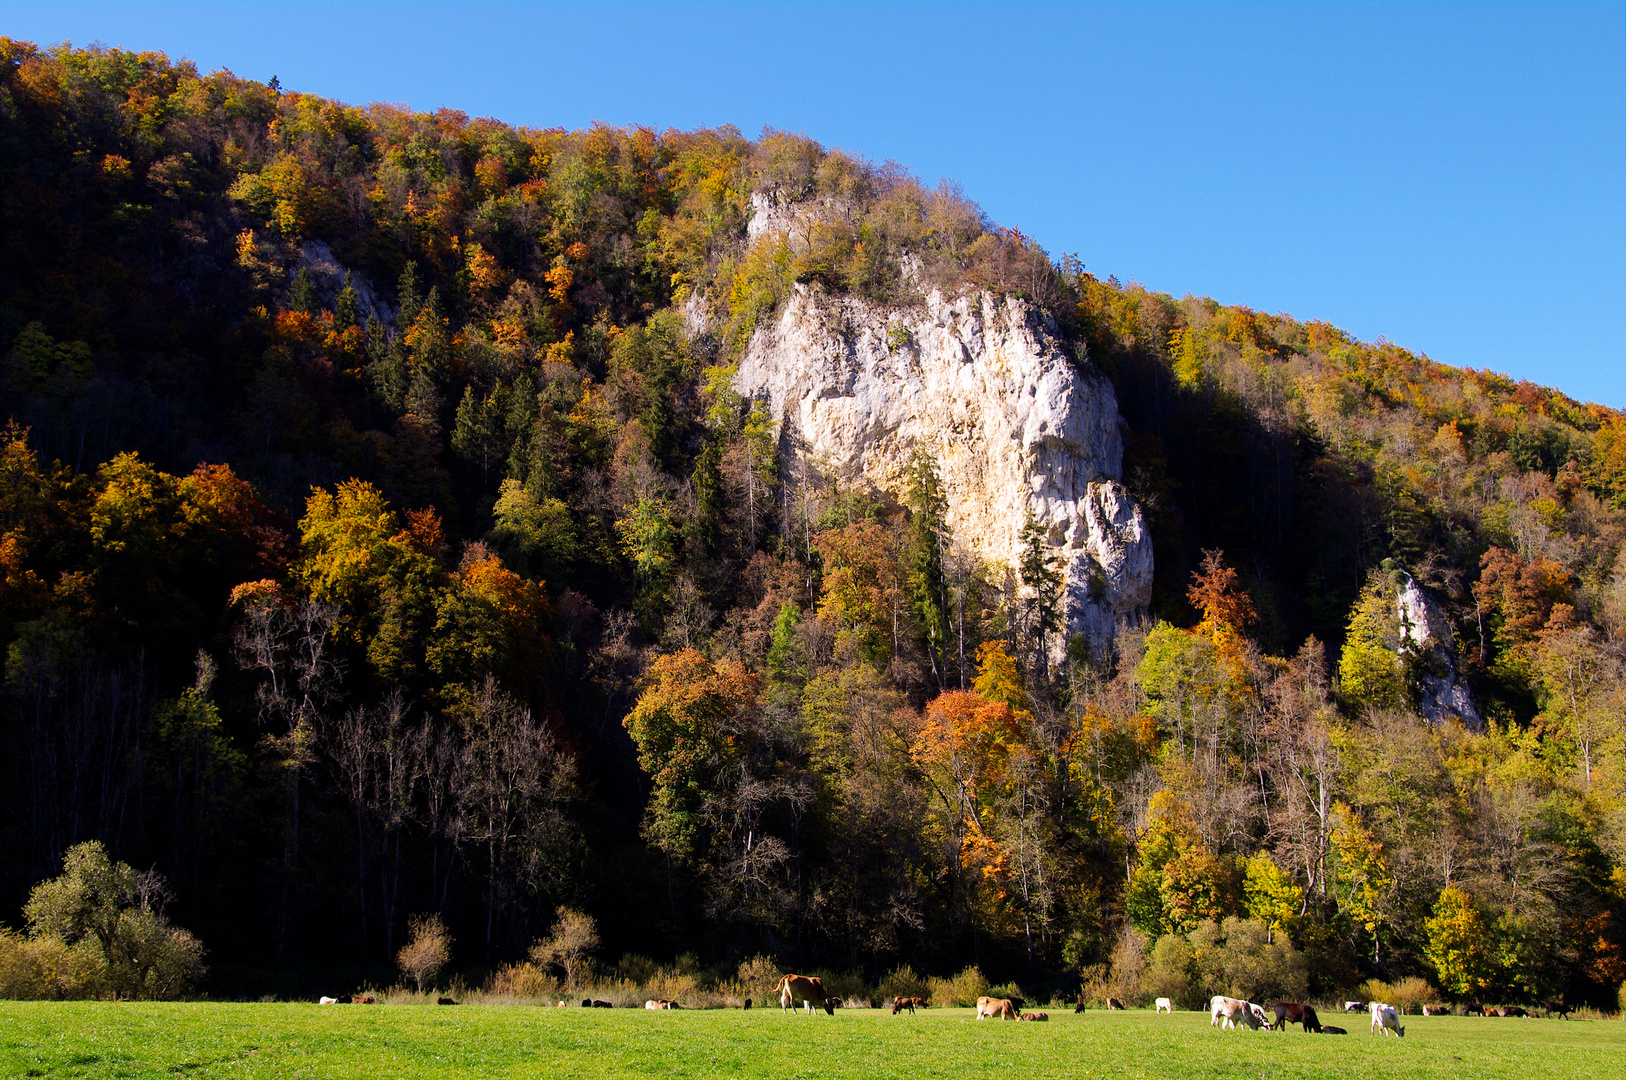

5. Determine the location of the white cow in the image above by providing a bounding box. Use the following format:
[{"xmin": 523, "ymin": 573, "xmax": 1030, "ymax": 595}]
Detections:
[
  {"xmin": 1210, "ymin": 996, "xmax": 1263, "ymax": 1030},
  {"xmin": 1370, "ymin": 1001, "xmax": 1405, "ymax": 1038},
  {"xmin": 1155, "ymin": 997, "xmax": 1173, "ymax": 1014}
]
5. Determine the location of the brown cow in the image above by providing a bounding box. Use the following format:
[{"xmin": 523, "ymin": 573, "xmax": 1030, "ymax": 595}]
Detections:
[
  {"xmin": 1502, "ymin": 1005, "xmax": 1529, "ymax": 1017},
  {"xmin": 1271, "ymin": 1002, "xmax": 1322, "ymax": 1032},
  {"xmin": 1019, "ymin": 1011, "xmax": 1049, "ymax": 1021},
  {"xmin": 892, "ymin": 996, "xmax": 916, "ymax": 1015},
  {"xmin": 976, "ymin": 996, "xmax": 1017, "ymax": 1020},
  {"xmin": 1073, "ymin": 996, "xmax": 1087, "ymax": 1014},
  {"xmin": 777, "ymin": 975, "xmax": 833, "ymax": 1015}
]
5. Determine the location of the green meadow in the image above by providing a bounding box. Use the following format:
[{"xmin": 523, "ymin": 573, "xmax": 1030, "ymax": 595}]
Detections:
[{"xmin": 2, "ymin": 1003, "xmax": 1622, "ymax": 1080}]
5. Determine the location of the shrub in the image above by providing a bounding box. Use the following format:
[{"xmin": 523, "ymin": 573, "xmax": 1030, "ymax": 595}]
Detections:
[
  {"xmin": 22, "ymin": 840, "xmax": 205, "ymax": 1000},
  {"xmin": 926, "ymin": 965, "xmax": 989, "ymax": 1006},
  {"xmin": 1145, "ymin": 933, "xmax": 1197, "ymax": 1008},
  {"xmin": 0, "ymin": 929, "xmax": 108, "ymax": 999},
  {"xmin": 645, "ymin": 970, "xmax": 699, "ymax": 1002},
  {"xmin": 879, "ymin": 964, "xmax": 927, "ymax": 1001},
  {"xmin": 1356, "ymin": 976, "xmax": 1435, "ymax": 1012},
  {"xmin": 617, "ymin": 954, "xmax": 660, "ymax": 984},
  {"xmin": 529, "ymin": 908, "xmax": 599, "ymax": 990},
  {"xmin": 1105, "ymin": 927, "xmax": 1149, "ymax": 1004},
  {"xmin": 1189, "ymin": 917, "xmax": 1307, "ymax": 1003},
  {"xmin": 396, "ymin": 914, "xmax": 452, "ymax": 992},
  {"xmin": 736, "ymin": 955, "xmax": 782, "ymax": 998},
  {"xmin": 486, "ymin": 961, "xmax": 560, "ymax": 998},
  {"xmin": 988, "ymin": 981, "xmax": 1025, "ymax": 1002}
]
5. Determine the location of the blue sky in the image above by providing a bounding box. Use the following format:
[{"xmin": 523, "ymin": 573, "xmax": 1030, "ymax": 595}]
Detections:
[{"xmin": 7, "ymin": 1, "xmax": 1625, "ymax": 405}]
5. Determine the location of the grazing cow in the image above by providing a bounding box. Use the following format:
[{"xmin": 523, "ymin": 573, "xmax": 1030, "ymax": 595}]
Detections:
[
  {"xmin": 591, "ymin": 1000, "xmax": 613, "ymax": 1008},
  {"xmin": 1464, "ymin": 1003, "xmax": 1486, "ymax": 1016},
  {"xmin": 645, "ymin": 1000, "xmax": 661, "ymax": 1010},
  {"xmin": 1105, "ymin": 997, "xmax": 1125, "ymax": 1010},
  {"xmin": 892, "ymin": 996, "xmax": 916, "ymax": 1015},
  {"xmin": 318, "ymin": 996, "xmax": 337, "ymax": 1005},
  {"xmin": 1502, "ymin": 1005, "xmax": 1528, "ymax": 1017},
  {"xmin": 438, "ymin": 997, "xmax": 459, "ymax": 1006},
  {"xmin": 582, "ymin": 999, "xmax": 592, "ymax": 1008},
  {"xmin": 1321, "ymin": 1025, "xmax": 1347, "ymax": 1035},
  {"xmin": 356, "ymin": 995, "xmax": 377, "ymax": 1004},
  {"xmin": 1343, "ymin": 1000, "xmax": 1365, "ymax": 1013},
  {"xmin": 1210, "ymin": 996, "xmax": 1263, "ymax": 1030},
  {"xmin": 976, "ymin": 997, "xmax": 1017, "ymax": 1020},
  {"xmin": 743, "ymin": 999, "xmax": 752, "ymax": 1010},
  {"xmin": 1544, "ymin": 1001, "xmax": 1571, "ymax": 1019},
  {"xmin": 1370, "ymin": 1002, "xmax": 1404, "ymax": 1038},
  {"xmin": 1422, "ymin": 1004, "xmax": 1450, "ymax": 1016},
  {"xmin": 826, "ymin": 997, "xmax": 843, "ymax": 1009},
  {"xmin": 777, "ymin": 975, "xmax": 833, "ymax": 1016},
  {"xmin": 1018, "ymin": 1011, "xmax": 1049, "ymax": 1022},
  {"xmin": 1073, "ymin": 995, "xmax": 1087, "ymax": 1014},
  {"xmin": 1271, "ymin": 1002, "xmax": 1322, "ymax": 1033},
  {"xmin": 1155, "ymin": 997, "xmax": 1173, "ymax": 1014}
]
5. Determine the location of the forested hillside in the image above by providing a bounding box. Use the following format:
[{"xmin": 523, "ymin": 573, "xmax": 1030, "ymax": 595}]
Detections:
[{"xmin": 3, "ymin": 40, "xmax": 1625, "ymax": 1006}]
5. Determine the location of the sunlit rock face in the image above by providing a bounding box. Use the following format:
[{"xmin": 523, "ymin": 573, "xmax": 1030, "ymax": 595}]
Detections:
[
  {"xmin": 1396, "ymin": 573, "xmax": 1483, "ymax": 731},
  {"xmin": 734, "ymin": 282, "xmax": 1153, "ymax": 657}
]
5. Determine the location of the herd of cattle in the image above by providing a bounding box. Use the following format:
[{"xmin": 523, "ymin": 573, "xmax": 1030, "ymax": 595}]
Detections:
[{"xmin": 316, "ymin": 976, "xmax": 1575, "ymax": 1028}]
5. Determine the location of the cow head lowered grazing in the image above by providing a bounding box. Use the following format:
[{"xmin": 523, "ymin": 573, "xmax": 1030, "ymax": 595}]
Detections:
[
  {"xmin": 1270, "ymin": 1002, "xmax": 1322, "ymax": 1032},
  {"xmin": 1209, "ymin": 996, "xmax": 1263, "ymax": 1030},
  {"xmin": 776, "ymin": 975, "xmax": 833, "ymax": 1015},
  {"xmin": 1370, "ymin": 1002, "xmax": 1405, "ymax": 1037}
]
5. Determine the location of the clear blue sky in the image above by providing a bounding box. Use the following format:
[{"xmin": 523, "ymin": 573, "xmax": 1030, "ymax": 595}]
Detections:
[{"xmin": 7, "ymin": 1, "xmax": 1625, "ymax": 405}]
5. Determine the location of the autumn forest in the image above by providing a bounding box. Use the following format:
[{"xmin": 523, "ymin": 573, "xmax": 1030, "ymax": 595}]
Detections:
[{"xmin": 3, "ymin": 40, "xmax": 1626, "ymax": 1008}]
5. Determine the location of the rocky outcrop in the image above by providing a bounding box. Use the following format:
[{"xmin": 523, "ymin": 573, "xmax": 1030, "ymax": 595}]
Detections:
[
  {"xmin": 732, "ymin": 283, "xmax": 1152, "ymax": 657},
  {"xmin": 296, "ymin": 240, "xmax": 393, "ymax": 325},
  {"xmin": 1396, "ymin": 574, "xmax": 1482, "ymax": 731}
]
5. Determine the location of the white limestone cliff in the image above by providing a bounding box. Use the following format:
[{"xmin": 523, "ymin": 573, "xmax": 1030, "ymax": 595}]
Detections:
[
  {"xmin": 1396, "ymin": 573, "xmax": 1482, "ymax": 731},
  {"xmin": 732, "ymin": 282, "xmax": 1153, "ymax": 657}
]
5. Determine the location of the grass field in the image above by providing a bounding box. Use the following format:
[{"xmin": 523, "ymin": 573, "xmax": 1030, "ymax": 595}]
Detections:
[{"xmin": 2, "ymin": 1002, "xmax": 1622, "ymax": 1080}]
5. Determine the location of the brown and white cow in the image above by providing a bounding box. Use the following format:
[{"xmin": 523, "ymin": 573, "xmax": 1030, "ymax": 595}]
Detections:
[
  {"xmin": 1018, "ymin": 1011, "xmax": 1049, "ymax": 1021},
  {"xmin": 1271, "ymin": 1002, "xmax": 1322, "ymax": 1032},
  {"xmin": 976, "ymin": 996, "xmax": 1017, "ymax": 1020},
  {"xmin": 777, "ymin": 975, "xmax": 833, "ymax": 1015},
  {"xmin": 1210, "ymin": 996, "xmax": 1263, "ymax": 1030},
  {"xmin": 1422, "ymin": 1004, "xmax": 1450, "ymax": 1016}
]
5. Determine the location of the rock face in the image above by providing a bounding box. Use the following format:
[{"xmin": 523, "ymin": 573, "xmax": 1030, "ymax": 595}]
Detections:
[
  {"xmin": 1396, "ymin": 574, "xmax": 1482, "ymax": 731},
  {"xmin": 733, "ymin": 283, "xmax": 1153, "ymax": 657}
]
